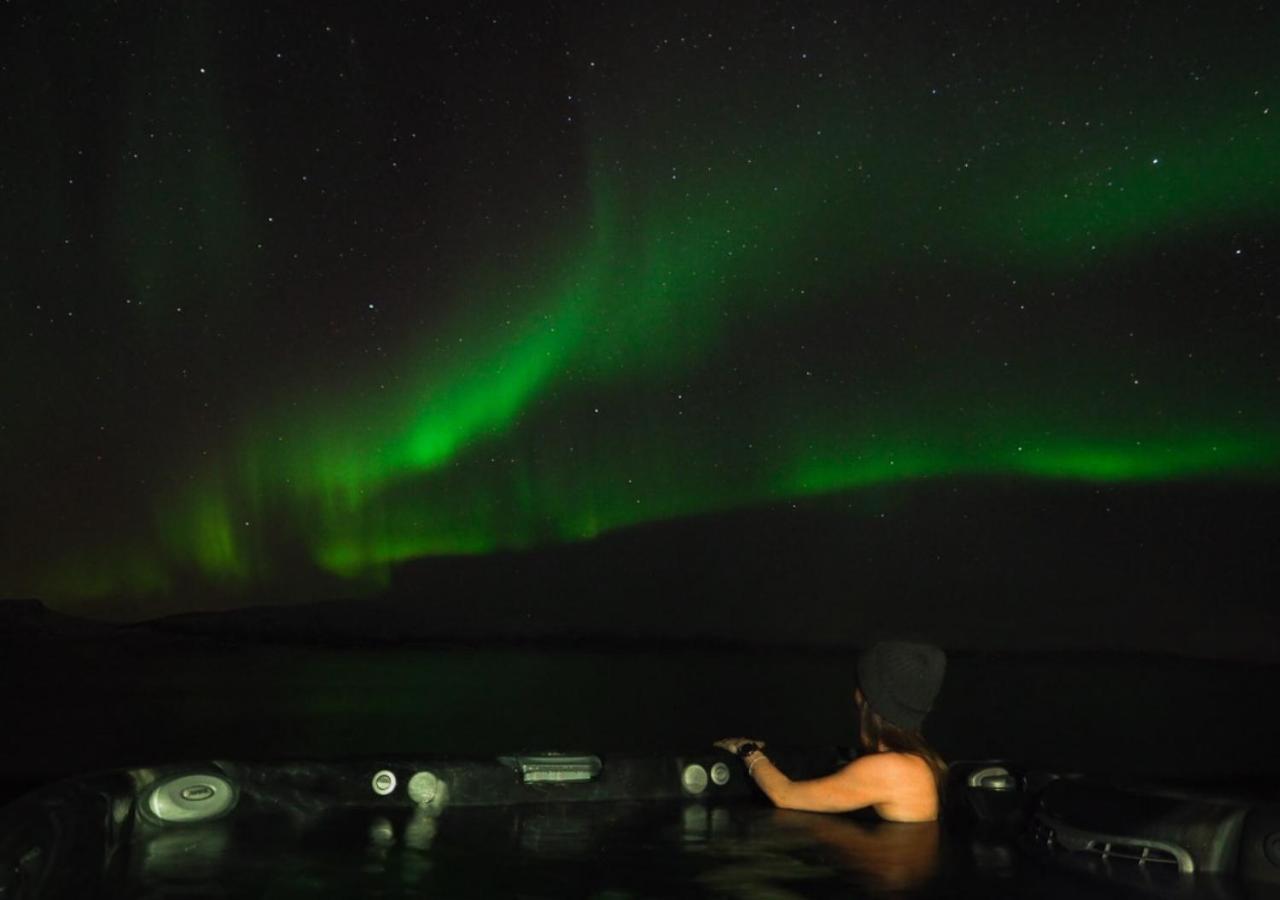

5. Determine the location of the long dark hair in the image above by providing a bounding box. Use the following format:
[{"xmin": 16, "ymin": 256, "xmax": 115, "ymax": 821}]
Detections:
[{"xmin": 859, "ymin": 700, "xmax": 949, "ymax": 804}]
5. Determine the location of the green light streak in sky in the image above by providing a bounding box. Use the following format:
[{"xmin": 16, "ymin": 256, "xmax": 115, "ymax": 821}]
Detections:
[
  {"xmin": 993, "ymin": 109, "xmax": 1280, "ymax": 258},
  {"xmin": 1005, "ymin": 437, "xmax": 1272, "ymax": 482},
  {"xmin": 31, "ymin": 72, "xmax": 1280, "ymax": 604},
  {"xmin": 785, "ymin": 432, "xmax": 1277, "ymax": 497}
]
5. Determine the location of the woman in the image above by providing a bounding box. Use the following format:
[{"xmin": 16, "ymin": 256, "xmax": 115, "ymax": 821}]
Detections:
[{"xmin": 715, "ymin": 640, "xmax": 947, "ymax": 822}]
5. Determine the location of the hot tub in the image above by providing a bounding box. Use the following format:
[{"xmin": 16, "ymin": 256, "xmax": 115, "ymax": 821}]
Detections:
[{"xmin": 2, "ymin": 752, "xmax": 1278, "ymax": 898}]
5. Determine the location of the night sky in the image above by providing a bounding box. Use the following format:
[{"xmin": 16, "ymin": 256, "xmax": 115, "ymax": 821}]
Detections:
[{"xmin": 2, "ymin": 1, "xmax": 1277, "ymax": 624}]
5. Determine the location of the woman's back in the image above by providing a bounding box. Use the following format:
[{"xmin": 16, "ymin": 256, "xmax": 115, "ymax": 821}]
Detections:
[{"xmin": 869, "ymin": 751, "xmax": 939, "ymax": 823}]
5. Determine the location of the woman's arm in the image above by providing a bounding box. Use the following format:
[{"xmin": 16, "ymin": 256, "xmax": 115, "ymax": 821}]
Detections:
[{"xmin": 745, "ymin": 751, "xmax": 892, "ymax": 813}]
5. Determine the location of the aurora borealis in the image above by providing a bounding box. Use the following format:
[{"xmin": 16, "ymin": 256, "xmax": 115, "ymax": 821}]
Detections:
[{"xmin": 3, "ymin": 2, "xmax": 1278, "ymax": 617}]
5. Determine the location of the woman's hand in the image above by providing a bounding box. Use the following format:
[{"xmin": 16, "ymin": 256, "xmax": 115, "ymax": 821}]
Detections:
[{"xmin": 714, "ymin": 737, "xmax": 767, "ymax": 756}]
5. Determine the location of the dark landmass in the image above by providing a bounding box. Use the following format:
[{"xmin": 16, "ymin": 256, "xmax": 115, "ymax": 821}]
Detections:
[{"xmin": 20, "ymin": 479, "xmax": 1276, "ymax": 661}]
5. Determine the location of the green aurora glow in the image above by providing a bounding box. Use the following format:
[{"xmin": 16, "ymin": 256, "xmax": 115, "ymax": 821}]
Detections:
[{"xmin": 20, "ymin": 22, "xmax": 1280, "ymax": 606}]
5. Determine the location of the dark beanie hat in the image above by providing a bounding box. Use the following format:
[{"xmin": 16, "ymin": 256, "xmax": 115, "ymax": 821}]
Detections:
[{"xmin": 857, "ymin": 641, "xmax": 946, "ymax": 732}]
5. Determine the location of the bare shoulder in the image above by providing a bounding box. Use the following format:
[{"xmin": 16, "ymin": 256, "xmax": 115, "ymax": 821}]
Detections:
[
  {"xmin": 884, "ymin": 751, "xmax": 935, "ymax": 776},
  {"xmin": 844, "ymin": 752, "xmax": 934, "ymax": 791},
  {"xmin": 846, "ymin": 751, "xmax": 925, "ymax": 779},
  {"xmin": 850, "ymin": 752, "xmax": 938, "ymax": 821}
]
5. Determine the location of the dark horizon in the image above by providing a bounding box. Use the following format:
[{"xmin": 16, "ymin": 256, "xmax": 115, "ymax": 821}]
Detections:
[{"xmin": 10, "ymin": 477, "xmax": 1276, "ymax": 664}]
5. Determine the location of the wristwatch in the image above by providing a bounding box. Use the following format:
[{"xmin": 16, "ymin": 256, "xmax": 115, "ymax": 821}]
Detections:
[{"xmin": 736, "ymin": 742, "xmax": 761, "ymax": 759}]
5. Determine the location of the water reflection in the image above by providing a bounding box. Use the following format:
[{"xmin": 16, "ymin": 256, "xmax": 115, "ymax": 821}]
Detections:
[
  {"xmin": 403, "ymin": 808, "xmax": 438, "ymax": 852},
  {"xmin": 770, "ymin": 811, "xmax": 940, "ymax": 893},
  {"xmin": 681, "ymin": 803, "xmax": 734, "ymax": 844},
  {"xmin": 692, "ymin": 807, "xmax": 941, "ymax": 899},
  {"xmin": 368, "ymin": 815, "xmax": 396, "ymax": 849},
  {"xmin": 134, "ymin": 822, "xmax": 233, "ymax": 885},
  {"xmin": 515, "ymin": 806, "xmax": 598, "ymax": 857}
]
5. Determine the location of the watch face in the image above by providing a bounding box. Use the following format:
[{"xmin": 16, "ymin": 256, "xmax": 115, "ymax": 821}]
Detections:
[{"xmin": 737, "ymin": 742, "xmax": 759, "ymax": 758}]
